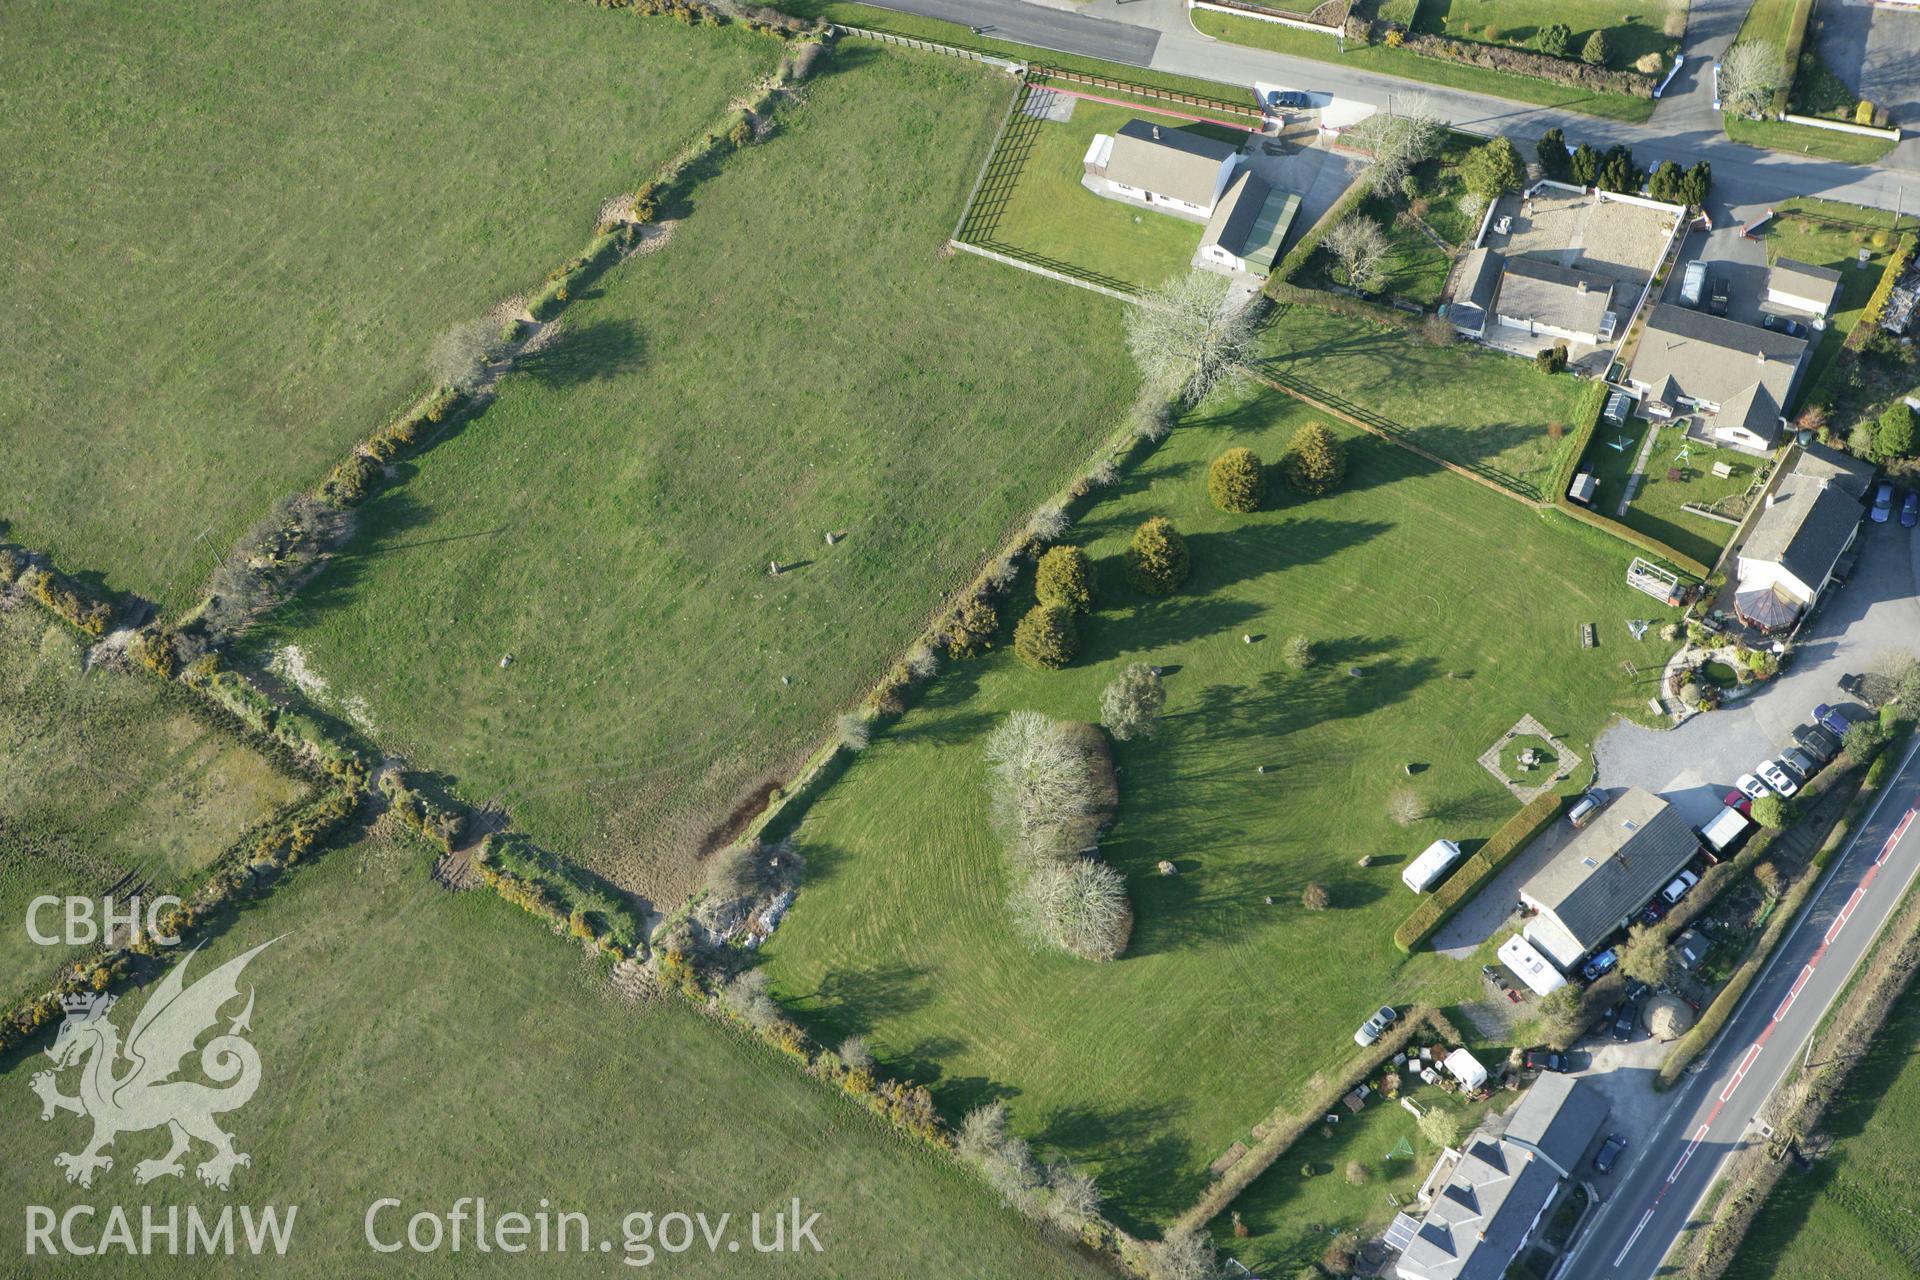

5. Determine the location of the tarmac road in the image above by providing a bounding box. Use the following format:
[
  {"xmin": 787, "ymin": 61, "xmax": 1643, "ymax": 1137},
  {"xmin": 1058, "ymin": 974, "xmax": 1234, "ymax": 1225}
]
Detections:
[{"xmin": 1557, "ymin": 734, "xmax": 1920, "ymax": 1278}]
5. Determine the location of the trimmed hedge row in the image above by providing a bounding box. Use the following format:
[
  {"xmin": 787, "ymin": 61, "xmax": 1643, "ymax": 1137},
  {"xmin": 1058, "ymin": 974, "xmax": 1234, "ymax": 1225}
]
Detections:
[
  {"xmin": 1394, "ymin": 791, "xmax": 1566, "ymax": 952},
  {"xmin": 1269, "ymin": 176, "xmax": 1375, "ymax": 291},
  {"xmin": 1774, "ymin": 0, "xmax": 1820, "ymax": 114},
  {"xmin": 1400, "ymin": 32, "xmax": 1657, "ymax": 97},
  {"xmin": 1853, "ymin": 232, "xmax": 1916, "ymax": 341}
]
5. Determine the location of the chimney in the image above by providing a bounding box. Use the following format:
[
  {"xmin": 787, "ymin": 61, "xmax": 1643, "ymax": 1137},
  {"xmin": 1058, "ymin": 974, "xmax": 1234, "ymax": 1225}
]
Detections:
[
  {"xmin": 1756, "ymin": 350, "xmax": 1768, "ymax": 366},
  {"xmin": 1577, "ymin": 280, "xmax": 1589, "ymax": 295}
]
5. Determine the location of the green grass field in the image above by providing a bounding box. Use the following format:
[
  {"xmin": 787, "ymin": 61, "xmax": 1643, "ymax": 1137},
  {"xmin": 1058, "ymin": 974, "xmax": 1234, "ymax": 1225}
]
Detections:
[
  {"xmin": 760, "ymin": 385, "xmax": 1675, "ymax": 1229},
  {"xmin": 0, "ymin": 0, "xmax": 776, "ymax": 609},
  {"xmin": 972, "ymin": 94, "xmax": 1246, "ymax": 292},
  {"xmin": 0, "ymin": 606, "xmax": 306, "ymax": 1001},
  {"xmin": 243, "ymin": 48, "xmax": 1141, "ymax": 905},
  {"xmin": 1724, "ymin": 115, "xmax": 1896, "ymax": 166},
  {"xmin": 0, "ymin": 826, "xmax": 1113, "ymax": 1279},
  {"xmin": 1415, "ymin": 0, "xmax": 1677, "ymax": 71},
  {"xmin": 1722, "ymin": 982, "xmax": 1920, "ymax": 1276},
  {"xmin": 1189, "ymin": 10, "xmax": 1656, "ymax": 122},
  {"xmin": 1259, "ymin": 302, "xmax": 1590, "ymax": 498}
]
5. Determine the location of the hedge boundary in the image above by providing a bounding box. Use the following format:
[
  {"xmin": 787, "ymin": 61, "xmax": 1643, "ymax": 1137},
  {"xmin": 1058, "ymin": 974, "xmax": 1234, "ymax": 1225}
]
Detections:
[
  {"xmin": 1394, "ymin": 791, "xmax": 1566, "ymax": 952},
  {"xmin": 1850, "ymin": 231, "xmax": 1916, "ymax": 345}
]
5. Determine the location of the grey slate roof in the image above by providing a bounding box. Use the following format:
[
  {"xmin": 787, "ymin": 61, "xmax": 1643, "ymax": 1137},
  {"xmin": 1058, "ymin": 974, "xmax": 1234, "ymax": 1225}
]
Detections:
[
  {"xmin": 1713, "ymin": 381, "xmax": 1784, "ymax": 446},
  {"xmin": 1449, "ymin": 248, "xmax": 1504, "ymax": 333},
  {"xmin": 1200, "ymin": 170, "xmax": 1299, "ymax": 274},
  {"xmin": 1502, "ymin": 1074, "xmax": 1609, "ymax": 1179},
  {"xmin": 1518, "ymin": 788, "xmax": 1699, "ymax": 952},
  {"xmin": 1106, "ymin": 119, "xmax": 1239, "ymax": 208},
  {"xmin": 1769, "ymin": 257, "xmax": 1842, "ymax": 312},
  {"xmin": 1397, "ymin": 1138, "xmax": 1561, "ymax": 1280},
  {"xmin": 1790, "ymin": 441, "xmax": 1876, "ymax": 500},
  {"xmin": 1740, "ymin": 458, "xmax": 1866, "ymax": 594},
  {"xmin": 1628, "ymin": 304, "xmax": 1807, "ymax": 411},
  {"xmin": 1495, "ymin": 257, "xmax": 1616, "ymax": 337}
]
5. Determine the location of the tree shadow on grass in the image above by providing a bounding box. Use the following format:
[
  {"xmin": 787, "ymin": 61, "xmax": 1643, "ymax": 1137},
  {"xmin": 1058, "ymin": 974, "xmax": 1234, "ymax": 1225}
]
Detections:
[
  {"xmin": 516, "ymin": 317, "xmax": 645, "ymax": 390},
  {"xmin": 1033, "ymin": 1100, "xmax": 1201, "ymax": 1232}
]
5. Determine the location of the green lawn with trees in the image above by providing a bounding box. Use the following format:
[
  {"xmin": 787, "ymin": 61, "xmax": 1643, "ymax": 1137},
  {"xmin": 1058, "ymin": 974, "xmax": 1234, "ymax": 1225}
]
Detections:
[
  {"xmin": 0, "ymin": 826, "xmax": 1114, "ymax": 1280},
  {"xmin": 1257, "ymin": 302, "xmax": 1591, "ymax": 499},
  {"xmin": 761, "ymin": 386, "xmax": 1675, "ymax": 1230},
  {"xmin": 0, "ymin": 606, "xmax": 306, "ymax": 1003},
  {"xmin": 0, "ymin": 0, "xmax": 777, "ymax": 608},
  {"xmin": 243, "ymin": 49, "xmax": 1141, "ymax": 905}
]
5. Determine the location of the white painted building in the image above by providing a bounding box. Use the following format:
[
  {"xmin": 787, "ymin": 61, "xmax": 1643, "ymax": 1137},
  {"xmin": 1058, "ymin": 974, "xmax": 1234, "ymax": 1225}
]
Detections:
[{"xmin": 1084, "ymin": 118, "xmax": 1241, "ymax": 221}]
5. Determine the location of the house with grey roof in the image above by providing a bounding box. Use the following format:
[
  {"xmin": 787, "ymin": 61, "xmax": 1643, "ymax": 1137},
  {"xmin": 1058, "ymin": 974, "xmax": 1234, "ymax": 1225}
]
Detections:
[
  {"xmin": 1767, "ymin": 258, "xmax": 1842, "ymax": 318},
  {"xmin": 1083, "ymin": 119, "xmax": 1241, "ymax": 221},
  {"xmin": 1395, "ymin": 1079, "xmax": 1607, "ymax": 1280},
  {"xmin": 1502, "ymin": 1074, "xmax": 1609, "ymax": 1178},
  {"xmin": 1493, "ymin": 257, "xmax": 1619, "ymax": 346},
  {"xmin": 1198, "ymin": 171, "xmax": 1299, "ymax": 278},
  {"xmin": 1519, "ymin": 788, "xmax": 1700, "ymax": 971},
  {"xmin": 1625, "ymin": 304, "xmax": 1809, "ymax": 453},
  {"xmin": 1447, "ymin": 247, "xmax": 1505, "ymax": 337},
  {"xmin": 1733, "ymin": 444, "xmax": 1872, "ymax": 630}
]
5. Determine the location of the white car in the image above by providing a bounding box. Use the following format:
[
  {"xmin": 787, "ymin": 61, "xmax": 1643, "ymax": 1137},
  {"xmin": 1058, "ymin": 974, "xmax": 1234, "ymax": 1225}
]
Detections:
[
  {"xmin": 1756, "ymin": 759, "xmax": 1798, "ymax": 797},
  {"xmin": 1735, "ymin": 773, "xmax": 1769, "ymax": 802},
  {"xmin": 1353, "ymin": 1005, "xmax": 1398, "ymax": 1046},
  {"xmin": 1661, "ymin": 869, "xmax": 1701, "ymax": 905}
]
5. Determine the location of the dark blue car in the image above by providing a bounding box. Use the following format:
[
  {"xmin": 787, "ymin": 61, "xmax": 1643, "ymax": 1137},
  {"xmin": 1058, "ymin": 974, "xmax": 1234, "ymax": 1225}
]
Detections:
[
  {"xmin": 1814, "ymin": 703, "xmax": 1856, "ymax": 738},
  {"xmin": 1266, "ymin": 90, "xmax": 1311, "ymax": 110},
  {"xmin": 1902, "ymin": 489, "xmax": 1918, "ymax": 529}
]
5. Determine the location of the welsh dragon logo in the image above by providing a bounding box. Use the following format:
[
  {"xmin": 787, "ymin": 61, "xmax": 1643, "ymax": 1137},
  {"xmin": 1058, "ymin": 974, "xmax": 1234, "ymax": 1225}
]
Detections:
[{"xmin": 29, "ymin": 939, "xmax": 276, "ymax": 1191}]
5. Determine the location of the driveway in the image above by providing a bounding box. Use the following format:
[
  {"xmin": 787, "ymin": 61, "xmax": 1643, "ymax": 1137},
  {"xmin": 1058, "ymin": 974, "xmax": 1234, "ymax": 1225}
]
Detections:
[
  {"xmin": 1660, "ymin": 226, "xmax": 1770, "ymax": 324},
  {"xmin": 1813, "ymin": 0, "xmax": 1920, "ymax": 129},
  {"xmin": 1437, "ymin": 517, "xmax": 1919, "ymax": 956}
]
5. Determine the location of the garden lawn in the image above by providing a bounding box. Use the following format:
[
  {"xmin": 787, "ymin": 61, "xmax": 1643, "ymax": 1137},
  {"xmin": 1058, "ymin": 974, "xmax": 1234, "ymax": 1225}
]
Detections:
[
  {"xmin": 1188, "ymin": 10, "xmax": 1656, "ymax": 122},
  {"xmin": 0, "ymin": 828, "xmax": 1112, "ymax": 1280},
  {"xmin": 973, "ymin": 94, "xmax": 1245, "ymax": 292},
  {"xmin": 1723, "ymin": 115, "xmax": 1896, "ymax": 166},
  {"xmin": 1581, "ymin": 420, "xmax": 1755, "ymax": 566},
  {"xmin": 0, "ymin": 0, "xmax": 775, "ymax": 609},
  {"xmin": 1259, "ymin": 302, "xmax": 1591, "ymax": 499},
  {"xmin": 1298, "ymin": 132, "xmax": 1479, "ymax": 306},
  {"xmin": 761, "ymin": 386, "xmax": 1676, "ymax": 1230},
  {"xmin": 1415, "ymin": 0, "xmax": 1678, "ymax": 71},
  {"xmin": 1722, "ymin": 980, "xmax": 1920, "ymax": 1277},
  {"xmin": 0, "ymin": 606, "xmax": 306, "ymax": 1003},
  {"xmin": 1761, "ymin": 208, "xmax": 1900, "ymax": 394},
  {"xmin": 245, "ymin": 48, "xmax": 1141, "ymax": 904}
]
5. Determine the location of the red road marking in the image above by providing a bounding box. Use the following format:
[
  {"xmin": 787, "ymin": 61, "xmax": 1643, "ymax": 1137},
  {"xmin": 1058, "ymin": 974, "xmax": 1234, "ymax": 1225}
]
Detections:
[
  {"xmin": 1773, "ymin": 991, "xmax": 1795, "ymax": 1022},
  {"xmin": 1720, "ymin": 1044, "xmax": 1762, "ymax": 1102}
]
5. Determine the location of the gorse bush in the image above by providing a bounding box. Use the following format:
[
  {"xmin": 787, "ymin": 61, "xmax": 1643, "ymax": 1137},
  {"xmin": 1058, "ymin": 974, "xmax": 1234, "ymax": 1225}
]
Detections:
[
  {"xmin": 1208, "ymin": 447, "xmax": 1266, "ymax": 513},
  {"xmin": 1034, "ymin": 545, "xmax": 1094, "ymax": 613},
  {"xmin": 1124, "ymin": 517, "xmax": 1189, "ymax": 595},
  {"xmin": 1013, "ymin": 603, "xmax": 1078, "ymax": 670},
  {"xmin": 944, "ymin": 596, "xmax": 998, "ymax": 659}
]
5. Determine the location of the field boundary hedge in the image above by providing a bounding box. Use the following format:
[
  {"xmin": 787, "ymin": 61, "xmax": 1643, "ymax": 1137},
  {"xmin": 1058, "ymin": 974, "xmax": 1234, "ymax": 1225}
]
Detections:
[
  {"xmin": 1393, "ymin": 791, "xmax": 1566, "ymax": 952},
  {"xmin": 1850, "ymin": 231, "xmax": 1916, "ymax": 345}
]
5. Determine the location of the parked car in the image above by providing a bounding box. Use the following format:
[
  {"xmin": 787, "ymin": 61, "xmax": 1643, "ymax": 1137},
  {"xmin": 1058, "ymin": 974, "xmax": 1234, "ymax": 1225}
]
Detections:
[
  {"xmin": 1814, "ymin": 703, "xmax": 1857, "ymax": 737},
  {"xmin": 1582, "ymin": 948, "xmax": 1620, "ymax": 982},
  {"xmin": 1709, "ymin": 277, "xmax": 1731, "ymax": 316},
  {"xmin": 1782, "ymin": 746, "xmax": 1820, "ymax": 780},
  {"xmin": 1266, "ymin": 89, "xmax": 1311, "ymax": 110},
  {"xmin": 1762, "ymin": 313, "xmax": 1806, "ymax": 338},
  {"xmin": 1593, "ymin": 1133, "xmax": 1629, "ymax": 1174},
  {"xmin": 1872, "ymin": 481, "xmax": 1895, "ymax": 523},
  {"xmin": 1722, "ymin": 787, "xmax": 1754, "ymax": 815},
  {"xmin": 1662, "ymin": 869, "xmax": 1701, "ymax": 905},
  {"xmin": 1569, "ymin": 789, "xmax": 1609, "ymax": 828},
  {"xmin": 1679, "ymin": 260, "xmax": 1707, "ymax": 308},
  {"xmin": 1757, "ymin": 759, "xmax": 1799, "ymax": 796},
  {"xmin": 1612, "ymin": 1003, "xmax": 1639, "ymax": 1041},
  {"xmin": 1903, "ymin": 490, "xmax": 1919, "ymax": 529},
  {"xmin": 1639, "ymin": 898, "xmax": 1668, "ymax": 926},
  {"xmin": 1735, "ymin": 773, "xmax": 1770, "ymax": 803},
  {"xmin": 1624, "ymin": 978, "xmax": 1651, "ymax": 1003},
  {"xmin": 1354, "ymin": 1004, "xmax": 1398, "ymax": 1046},
  {"xmin": 1524, "ymin": 1050, "xmax": 1568, "ymax": 1073},
  {"xmin": 1795, "ymin": 723, "xmax": 1841, "ymax": 764}
]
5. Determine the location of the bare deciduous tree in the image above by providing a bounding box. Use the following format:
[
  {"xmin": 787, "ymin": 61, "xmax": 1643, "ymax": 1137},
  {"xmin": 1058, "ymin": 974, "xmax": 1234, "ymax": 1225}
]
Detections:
[
  {"xmin": 1389, "ymin": 788, "xmax": 1426, "ymax": 827},
  {"xmin": 1125, "ymin": 271, "xmax": 1258, "ymax": 406},
  {"xmin": 905, "ymin": 642, "xmax": 940, "ymax": 681},
  {"xmin": 1010, "ymin": 859, "xmax": 1132, "ymax": 960},
  {"xmin": 721, "ymin": 968, "xmax": 780, "ymax": 1031},
  {"xmin": 1718, "ymin": 42, "xmax": 1781, "ymax": 117},
  {"xmin": 1044, "ymin": 1162, "xmax": 1103, "ymax": 1230},
  {"xmin": 430, "ymin": 316, "xmax": 505, "ymax": 393},
  {"xmin": 1100, "ymin": 662, "xmax": 1166, "ymax": 741},
  {"xmin": 1324, "ymin": 216, "xmax": 1390, "ymax": 292},
  {"xmin": 1152, "ymin": 1227, "xmax": 1222, "ymax": 1280},
  {"xmin": 1349, "ymin": 95, "xmax": 1442, "ymax": 194},
  {"xmin": 836, "ymin": 712, "xmax": 871, "ymax": 751},
  {"xmin": 837, "ymin": 1035, "xmax": 873, "ymax": 1071},
  {"xmin": 1026, "ymin": 503, "xmax": 1070, "ymax": 545},
  {"xmin": 985, "ymin": 712, "xmax": 1105, "ymax": 866}
]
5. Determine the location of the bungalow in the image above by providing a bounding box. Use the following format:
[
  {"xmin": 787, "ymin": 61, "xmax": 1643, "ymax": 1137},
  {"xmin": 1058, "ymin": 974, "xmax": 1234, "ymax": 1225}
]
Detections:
[
  {"xmin": 1519, "ymin": 787, "xmax": 1700, "ymax": 971},
  {"xmin": 1197, "ymin": 171, "xmax": 1299, "ymax": 277},
  {"xmin": 1447, "ymin": 247, "xmax": 1505, "ymax": 338},
  {"xmin": 1492, "ymin": 257, "xmax": 1619, "ymax": 346},
  {"xmin": 1733, "ymin": 444, "xmax": 1873, "ymax": 630},
  {"xmin": 1395, "ymin": 1077, "xmax": 1607, "ymax": 1280},
  {"xmin": 1625, "ymin": 304, "xmax": 1808, "ymax": 453},
  {"xmin": 1766, "ymin": 258, "xmax": 1842, "ymax": 319},
  {"xmin": 1083, "ymin": 119, "xmax": 1241, "ymax": 221}
]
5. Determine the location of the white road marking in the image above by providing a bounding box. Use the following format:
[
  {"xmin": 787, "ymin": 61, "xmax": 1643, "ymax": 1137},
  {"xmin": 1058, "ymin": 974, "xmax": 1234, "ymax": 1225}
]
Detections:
[
  {"xmin": 1615, "ymin": 1208, "xmax": 1656, "ymax": 1267},
  {"xmin": 1668, "ymin": 1125, "xmax": 1709, "ymax": 1183}
]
